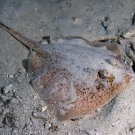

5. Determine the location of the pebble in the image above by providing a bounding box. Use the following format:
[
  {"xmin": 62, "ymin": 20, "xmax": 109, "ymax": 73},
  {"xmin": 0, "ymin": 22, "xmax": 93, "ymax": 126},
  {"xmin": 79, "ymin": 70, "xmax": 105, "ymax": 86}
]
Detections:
[
  {"xmin": 130, "ymin": 127, "xmax": 135, "ymax": 134},
  {"xmin": 8, "ymin": 74, "xmax": 14, "ymax": 78},
  {"xmin": 63, "ymin": 123, "xmax": 66, "ymax": 126},
  {"xmin": 74, "ymin": 18, "xmax": 83, "ymax": 25},
  {"xmin": 34, "ymin": 7, "xmax": 37, "ymax": 12},
  {"xmin": 32, "ymin": 93, "xmax": 39, "ymax": 100},
  {"xmin": 1, "ymin": 84, "xmax": 13, "ymax": 94},
  {"xmin": 40, "ymin": 40, "xmax": 48, "ymax": 45},
  {"xmin": 46, "ymin": 123, "xmax": 51, "ymax": 129},
  {"xmin": 41, "ymin": 106, "xmax": 48, "ymax": 112},
  {"xmin": 122, "ymin": 27, "xmax": 135, "ymax": 38},
  {"xmin": 67, "ymin": 132, "xmax": 72, "ymax": 135}
]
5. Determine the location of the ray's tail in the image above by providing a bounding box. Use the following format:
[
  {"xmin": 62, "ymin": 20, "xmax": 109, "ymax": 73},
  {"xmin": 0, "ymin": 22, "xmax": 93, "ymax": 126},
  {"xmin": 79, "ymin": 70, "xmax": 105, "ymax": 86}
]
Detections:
[{"xmin": 0, "ymin": 21, "xmax": 44, "ymax": 53}]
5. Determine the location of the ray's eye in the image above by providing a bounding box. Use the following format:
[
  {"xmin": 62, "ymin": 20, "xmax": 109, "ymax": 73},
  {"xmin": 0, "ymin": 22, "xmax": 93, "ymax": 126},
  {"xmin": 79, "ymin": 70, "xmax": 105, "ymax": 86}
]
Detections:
[{"xmin": 98, "ymin": 70, "xmax": 110, "ymax": 79}]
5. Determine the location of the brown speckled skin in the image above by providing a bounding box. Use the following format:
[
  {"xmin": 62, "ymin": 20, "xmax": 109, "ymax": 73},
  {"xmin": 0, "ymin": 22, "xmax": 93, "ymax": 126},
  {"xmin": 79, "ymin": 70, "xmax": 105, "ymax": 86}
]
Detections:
[{"xmin": 0, "ymin": 21, "xmax": 133, "ymax": 120}]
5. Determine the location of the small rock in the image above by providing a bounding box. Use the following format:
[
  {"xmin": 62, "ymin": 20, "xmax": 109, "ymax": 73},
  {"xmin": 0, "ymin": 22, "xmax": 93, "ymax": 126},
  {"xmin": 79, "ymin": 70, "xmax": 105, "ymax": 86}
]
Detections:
[
  {"xmin": 46, "ymin": 123, "xmax": 51, "ymax": 129},
  {"xmin": 130, "ymin": 127, "xmax": 135, "ymax": 134},
  {"xmin": 74, "ymin": 18, "xmax": 83, "ymax": 25},
  {"xmin": 34, "ymin": 7, "xmax": 37, "ymax": 11},
  {"xmin": 122, "ymin": 27, "xmax": 135, "ymax": 38},
  {"xmin": 32, "ymin": 93, "xmax": 39, "ymax": 100},
  {"xmin": 41, "ymin": 106, "xmax": 48, "ymax": 112},
  {"xmin": 40, "ymin": 40, "xmax": 48, "ymax": 45},
  {"xmin": 67, "ymin": 132, "xmax": 72, "ymax": 135},
  {"xmin": 1, "ymin": 84, "xmax": 13, "ymax": 94},
  {"xmin": 8, "ymin": 74, "xmax": 14, "ymax": 78},
  {"xmin": 63, "ymin": 123, "xmax": 66, "ymax": 126}
]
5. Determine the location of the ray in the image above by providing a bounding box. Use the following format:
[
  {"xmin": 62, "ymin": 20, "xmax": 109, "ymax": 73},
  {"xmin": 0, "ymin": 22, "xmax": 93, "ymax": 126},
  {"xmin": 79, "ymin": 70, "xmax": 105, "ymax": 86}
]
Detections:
[{"xmin": 0, "ymin": 21, "xmax": 134, "ymax": 120}]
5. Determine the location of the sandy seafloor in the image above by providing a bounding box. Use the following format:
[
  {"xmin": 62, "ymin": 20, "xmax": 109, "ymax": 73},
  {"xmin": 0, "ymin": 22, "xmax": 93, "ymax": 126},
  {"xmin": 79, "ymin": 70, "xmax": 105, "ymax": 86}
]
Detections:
[{"xmin": 1, "ymin": 0, "xmax": 135, "ymax": 135}]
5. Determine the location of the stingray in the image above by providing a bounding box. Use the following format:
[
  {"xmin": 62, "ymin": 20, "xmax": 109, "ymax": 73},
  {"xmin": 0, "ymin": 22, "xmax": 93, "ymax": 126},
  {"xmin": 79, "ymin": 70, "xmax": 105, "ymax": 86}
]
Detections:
[{"xmin": 0, "ymin": 21, "xmax": 134, "ymax": 121}]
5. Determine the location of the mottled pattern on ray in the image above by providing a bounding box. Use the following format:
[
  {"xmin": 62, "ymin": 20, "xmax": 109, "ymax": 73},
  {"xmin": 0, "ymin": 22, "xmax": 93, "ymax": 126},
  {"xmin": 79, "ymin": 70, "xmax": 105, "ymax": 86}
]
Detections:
[{"xmin": 0, "ymin": 21, "xmax": 134, "ymax": 121}]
